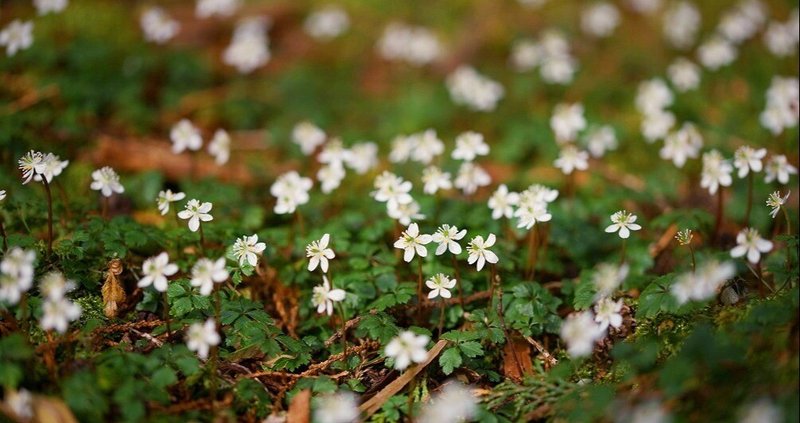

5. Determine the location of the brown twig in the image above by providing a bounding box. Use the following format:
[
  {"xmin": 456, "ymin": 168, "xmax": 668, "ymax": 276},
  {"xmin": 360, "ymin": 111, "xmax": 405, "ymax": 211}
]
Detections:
[{"xmin": 524, "ymin": 336, "xmax": 558, "ymax": 368}]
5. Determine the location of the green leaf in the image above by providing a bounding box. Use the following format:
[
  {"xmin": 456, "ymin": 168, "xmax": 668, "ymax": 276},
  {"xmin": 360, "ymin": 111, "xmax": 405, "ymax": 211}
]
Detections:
[{"xmin": 439, "ymin": 347, "xmax": 462, "ymax": 375}]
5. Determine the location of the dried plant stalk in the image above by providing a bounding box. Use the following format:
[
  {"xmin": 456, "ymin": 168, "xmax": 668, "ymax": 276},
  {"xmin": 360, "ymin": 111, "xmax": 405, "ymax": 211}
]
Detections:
[{"xmin": 101, "ymin": 259, "xmax": 125, "ymax": 319}]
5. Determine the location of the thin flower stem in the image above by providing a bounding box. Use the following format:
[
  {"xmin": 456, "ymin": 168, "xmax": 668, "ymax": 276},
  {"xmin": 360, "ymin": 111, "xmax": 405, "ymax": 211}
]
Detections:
[
  {"xmin": 714, "ymin": 187, "xmax": 724, "ymax": 243},
  {"xmin": 295, "ymin": 211, "xmax": 306, "ymax": 239},
  {"xmin": 688, "ymin": 244, "xmax": 696, "ymax": 273},
  {"xmin": 492, "ymin": 264, "xmax": 525, "ymax": 379},
  {"xmin": 451, "ymin": 255, "xmax": 465, "ymax": 309},
  {"xmin": 437, "ymin": 298, "xmax": 446, "ymax": 337},
  {"xmin": 526, "ymin": 228, "xmax": 538, "ymax": 281},
  {"xmin": 42, "ymin": 178, "xmax": 54, "ymax": 257},
  {"xmin": 210, "ymin": 287, "xmax": 221, "ymax": 412},
  {"xmin": 619, "ymin": 239, "xmax": 627, "ymax": 265},
  {"xmin": 744, "ymin": 173, "xmax": 754, "ymax": 224},
  {"xmin": 102, "ymin": 196, "xmax": 109, "ymax": 220},
  {"xmin": 19, "ymin": 292, "xmax": 29, "ymax": 339},
  {"xmin": 337, "ymin": 303, "xmax": 348, "ymax": 370},
  {"xmin": 162, "ymin": 291, "xmax": 172, "ymax": 337},
  {"xmin": 417, "ymin": 258, "xmax": 424, "ymax": 305},
  {"xmin": 782, "ymin": 206, "xmax": 794, "ymax": 270},
  {"xmin": 198, "ymin": 224, "xmax": 206, "ymax": 256},
  {"xmin": 0, "ymin": 217, "xmax": 8, "ymax": 251}
]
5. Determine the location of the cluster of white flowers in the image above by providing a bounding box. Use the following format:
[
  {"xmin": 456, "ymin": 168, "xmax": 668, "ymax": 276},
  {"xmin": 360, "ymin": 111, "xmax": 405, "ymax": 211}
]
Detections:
[
  {"xmin": 271, "ymin": 171, "xmax": 313, "ymax": 214},
  {"xmin": 759, "ymin": 76, "xmax": 799, "ymax": 136},
  {"xmin": 18, "ymin": 150, "xmax": 69, "ymax": 185},
  {"xmin": 509, "ymin": 30, "xmax": 577, "ymax": 85},
  {"xmin": 377, "ymin": 23, "xmax": 442, "ymax": 66},
  {"xmin": 196, "ymin": 0, "xmax": 240, "ymax": 19},
  {"xmin": 671, "ymin": 260, "xmax": 736, "ymax": 304},
  {"xmin": 372, "ymin": 171, "xmax": 420, "ymax": 225},
  {"xmin": 140, "ymin": 7, "xmax": 180, "ymax": 44},
  {"xmin": 304, "ymin": 6, "xmax": 350, "ymax": 41},
  {"xmin": 170, "ymin": 119, "xmax": 232, "ymax": 165},
  {"xmin": 0, "ymin": 248, "xmax": 36, "ymax": 305},
  {"xmin": 39, "ymin": 271, "xmax": 81, "ymax": 334},
  {"xmin": 0, "ymin": 20, "xmax": 34, "ymax": 56},
  {"xmin": 223, "ymin": 17, "xmax": 271, "ymax": 73},
  {"xmin": 636, "ymin": 78, "xmax": 675, "ymax": 143},
  {"xmin": 716, "ymin": 0, "xmax": 767, "ymax": 45},
  {"xmin": 763, "ymin": 10, "xmax": 799, "ymax": 57},
  {"xmin": 549, "ymin": 103, "xmax": 592, "ymax": 175},
  {"xmin": 662, "ymin": 1, "xmax": 701, "ymax": 50},
  {"xmin": 581, "ymin": 2, "xmax": 621, "ymax": 38},
  {"xmin": 446, "ymin": 66, "xmax": 505, "ymax": 112}
]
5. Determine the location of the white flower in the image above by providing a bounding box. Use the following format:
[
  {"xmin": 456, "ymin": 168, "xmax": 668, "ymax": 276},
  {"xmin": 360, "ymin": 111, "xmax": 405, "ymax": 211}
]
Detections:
[
  {"xmin": 660, "ymin": 123, "xmax": 702, "ymax": 168},
  {"xmin": 605, "ymin": 210, "xmax": 642, "ymax": 239},
  {"xmin": 0, "ymin": 190, "xmax": 5, "ymax": 202},
  {"xmin": 4, "ymin": 388, "xmax": 33, "ymax": 420},
  {"xmin": 733, "ymin": 146, "xmax": 767, "ymax": 178},
  {"xmin": 764, "ymin": 21, "xmax": 798, "ymax": 57},
  {"xmin": 186, "ymin": 318, "xmax": 220, "ymax": 360},
  {"xmin": 208, "ymin": 129, "xmax": 231, "ymax": 165},
  {"xmin": 377, "ymin": 23, "xmax": 441, "ymax": 66},
  {"xmin": 0, "ymin": 274, "xmax": 28, "ymax": 305},
  {"xmin": 138, "ymin": 252, "xmax": 179, "ymax": 292},
  {"xmin": 1, "ymin": 247, "xmax": 36, "ymax": 282},
  {"xmin": 626, "ymin": 0, "xmax": 662, "ymax": 14},
  {"xmin": 452, "ymin": 131, "xmax": 490, "ymax": 161},
  {"xmin": 739, "ymin": 398, "xmax": 782, "ymax": 423},
  {"xmin": 39, "ymin": 271, "xmax": 75, "ymax": 301},
  {"xmin": 223, "ymin": 18, "xmax": 271, "ymax": 73},
  {"xmin": 232, "ymin": 234, "xmax": 266, "ymax": 267},
  {"xmin": 292, "ymin": 121, "xmax": 327, "ymax": 155},
  {"xmin": 671, "ymin": 260, "xmax": 736, "ymax": 304},
  {"xmin": 170, "ymin": 119, "xmax": 203, "ymax": 154},
  {"xmin": 730, "ymin": 228, "xmax": 772, "ymax": 264},
  {"xmin": 304, "ymin": 6, "xmax": 350, "ymax": 40},
  {"xmin": 34, "ymin": 0, "xmax": 68, "ymax": 15},
  {"xmin": 510, "ymin": 39, "xmax": 542, "ymax": 72},
  {"xmin": 594, "ymin": 298, "xmax": 623, "ymax": 331},
  {"xmin": 313, "ymin": 391, "xmax": 359, "ymax": 423},
  {"xmin": 18, "ymin": 150, "xmax": 46, "ymax": 185},
  {"xmin": 385, "ymin": 330, "xmax": 429, "ymax": 370},
  {"xmin": 157, "ymin": 189, "xmax": 186, "ymax": 215},
  {"xmin": 514, "ymin": 201, "xmax": 552, "ymax": 230},
  {"xmin": 306, "ymin": 233, "xmax": 335, "ymax": 273},
  {"xmin": 422, "ymin": 166, "xmax": 452, "ymax": 195},
  {"xmin": 426, "ymin": 273, "xmax": 456, "ymax": 299},
  {"xmin": 766, "ymin": 191, "xmax": 790, "ymax": 219},
  {"xmin": 33, "ymin": 153, "xmax": 69, "ymax": 184},
  {"xmin": 581, "ymin": 2, "xmax": 620, "ymax": 38},
  {"xmin": 584, "ymin": 125, "xmax": 617, "ymax": 158},
  {"xmin": 311, "ymin": 275, "xmax": 346, "ymax": 316},
  {"xmin": 554, "ymin": 145, "xmax": 589, "ymax": 175},
  {"xmin": 593, "ymin": 262, "xmax": 629, "ymax": 300},
  {"xmin": 270, "ymin": 171, "xmax": 313, "ymax": 214},
  {"xmin": 178, "ymin": 199, "xmax": 213, "ymax": 232},
  {"xmin": 698, "ymin": 37, "xmax": 737, "ymax": 70},
  {"xmin": 454, "ymin": 162, "xmax": 491, "ymax": 195},
  {"xmin": 318, "ymin": 138, "xmax": 352, "ymax": 168},
  {"xmin": 0, "ymin": 20, "xmax": 33, "ymax": 56},
  {"xmin": 40, "ymin": 296, "xmax": 81, "ymax": 334},
  {"xmin": 760, "ymin": 76, "xmax": 799, "ymax": 136},
  {"xmin": 418, "ymin": 382, "xmax": 478, "ymax": 423},
  {"xmin": 394, "ymin": 223, "xmax": 432, "ymax": 263},
  {"xmin": 641, "ymin": 110, "xmax": 675, "ymax": 143},
  {"xmin": 466, "ymin": 233, "xmax": 499, "ymax": 271},
  {"xmin": 488, "ymin": 184, "xmax": 520, "ymax": 220},
  {"xmin": 389, "ymin": 134, "xmax": 416, "ymax": 163},
  {"xmin": 196, "ymin": 0, "xmax": 240, "ymax": 18},
  {"xmin": 190, "ymin": 257, "xmax": 229, "ymax": 296},
  {"xmin": 765, "ymin": 155, "xmax": 798, "ymax": 184},
  {"xmin": 344, "ymin": 142, "xmax": 378, "ymax": 175},
  {"xmin": 662, "ymin": 1, "xmax": 700, "ymax": 50},
  {"xmin": 551, "ymin": 103, "xmax": 586, "ymax": 143},
  {"xmin": 387, "ymin": 200, "xmax": 425, "ymax": 226},
  {"xmin": 700, "ymin": 150, "xmax": 733, "ymax": 195},
  {"xmin": 90, "ymin": 166, "xmax": 125, "ymax": 197},
  {"xmin": 540, "ymin": 52, "xmax": 578, "ymax": 85},
  {"xmin": 317, "ymin": 164, "xmax": 346, "ymax": 194},
  {"xmin": 560, "ymin": 311, "xmax": 603, "ymax": 358},
  {"xmin": 446, "ymin": 66, "xmax": 505, "ymax": 112},
  {"xmin": 140, "ymin": 7, "xmax": 179, "ymax": 44},
  {"xmin": 520, "ymin": 184, "xmax": 560, "ymax": 205},
  {"xmin": 411, "ymin": 129, "xmax": 444, "ymax": 164},
  {"xmin": 625, "ymin": 401, "xmax": 671, "ymax": 423},
  {"xmin": 636, "ymin": 78, "xmax": 673, "ymax": 115},
  {"xmin": 667, "ymin": 58, "xmax": 700, "ymax": 92},
  {"xmin": 431, "ymin": 224, "xmax": 467, "ymax": 256}
]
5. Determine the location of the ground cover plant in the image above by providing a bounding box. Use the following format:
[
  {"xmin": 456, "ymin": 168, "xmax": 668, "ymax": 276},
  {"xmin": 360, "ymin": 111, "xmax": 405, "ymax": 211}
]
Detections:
[{"xmin": 0, "ymin": 0, "xmax": 798, "ymax": 422}]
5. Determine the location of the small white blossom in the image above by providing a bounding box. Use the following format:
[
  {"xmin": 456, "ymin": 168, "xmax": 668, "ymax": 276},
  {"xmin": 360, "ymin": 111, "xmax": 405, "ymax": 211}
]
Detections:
[
  {"xmin": 317, "ymin": 164, "xmax": 346, "ymax": 194},
  {"xmin": 667, "ymin": 58, "xmax": 700, "ymax": 92},
  {"xmin": 344, "ymin": 142, "xmax": 378, "ymax": 175},
  {"xmin": 605, "ymin": 210, "xmax": 642, "ymax": 239},
  {"xmin": 3, "ymin": 388, "xmax": 33, "ymax": 420},
  {"xmin": 389, "ymin": 134, "xmax": 416, "ymax": 163},
  {"xmin": 514, "ymin": 201, "xmax": 552, "ymax": 230},
  {"xmin": 426, "ymin": 273, "xmax": 456, "ymax": 299},
  {"xmin": 208, "ymin": 129, "xmax": 231, "ymax": 165},
  {"xmin": 510, "ymin": 39, "xmax": 542, "ymax": 72},
  {"xmin": 186, "ymin": 318, "xmax": 220, "ymax": 360},
  {"xmin": 764, "ymin": 21, "xmax": 798, "ymax": 57},
  {"xmin": 454, "ymin": 162, "xmax": 491, "ymax": 195},
  {"xmin": 190, "ymin": 257, "xmax": 229, "ymax": 296},
  {"xmin": 431, "ymin": 224, "xmax": 467, "ymax": 256},
  {"xmin": 40, "ymin": 296, "xmax": 81, "ymax": 334},
  {"xmin": 593, "ymin": 262, "xmax": 629, "ymax": 300},
  {"xmin": 387, "ymin": 200, "xmax": 425, "ymax": 226},
  {"xmin": 292, "ymin": 121, "xmax": 327, "ymax": 155},
  {"xmin": 733, "ymin": 146, "xmax": 767, "ymax": 178},
  {"xmin": 170, "ymin": 119, "xmax": 203, "ymax": 154},
  {"xmin": 730, "ymin": 228, "xmax": 772, "ymax": 264},
  {"xmin": 739, "ymin": 398, "xmax": 782, "ymax": 423},
  {"xmin": 313, "ymin": 391, "xmax": 359, "ymax": 423},
  {"xmin": 196, "ymin": 0, "xmax": 240, "ymax": 18},
  {"xmin": 660, "ymin": 123, "xmax": 702, "ymax": 168},
  {"xmin": 178, "ymin": 199, "xmax": 213, "ymax": 232},
  {"xmin": 551, "ymin": 103, "xmax": 587, "ymax": 143},
  {"xmin": 311, "ymin": 275, "xmax": 346, "ymax": 316},
  {"xmin": 764, "ymin": 155, "xmax": 798, "ymax": 184},
  {"xmin": 304, "ymin": 6, "xmax": 350, "ymax": 40},
  {"xmin": 581, "ymin": 2, "xmax": 620, "ymax": 38},
  {"xmin": 554, "ymin": 145, "xmax": 589, "ymax": 175},
  {"xmin": 697, "ymin": 37, "xmax": 737, "ymax": 70},
  {"xmin": 446, "ymin": 66, "xmax": 505, "ymax": 112},
  {"xmin": 140, "ymin": 7, "xmax": 179, "ymax": 44},
  {"xmin": 18, "ymin": 150, "xmax": 46, "ymax": 185},
  {"xmin": 34, "ymin": 0, "xmax": 68, "ymax": 15},
  {"xmin": 232, "ymin": 235, "xmax": 266, "ymax": 268},
  {"xmin": 377, "ymin": 23, "xmax": 442, "ymax": 66},
  {"xmin": 766, "ymin": 191, "xmax": 790, "ymax": 219},
  {"xmin": 584, "ymin": 125, "xmax": 617, "ymax": 158},
  {"xmin": 700, "ymin": 150, "xmax": 733, "ymax": 195},
  {"xmin": 594, "ymin": 298, "xmax": 623, "ymax": 331},
  {"xmin": 372, "ymin": 171, "xmax": 413, "ymax": 208},
  {"xmin": 39, "ymin": 271, "xmax": 75, "ymax": 301},
  {"xmin": 271, "ymin": 171, "xmax": 313, "ymax": 214},
  {"xmin": 223, "ymin": 18, "xmax": 271, "ymax": 73},
  {"xmin": 157, "ymin": 189, "xmax": 186, "ymax": 216},
  {"xmin": 641, "ymin": 110, "xmax": 675, "ymax": 143},
  {"xmin": 626, "ymin": 0, "xmax": 662, "ymax": 14},
  {"xmin": 412, "ymin": 129, "xmax": 444, "ymax": 164},
  {"xmin": 422, "ymin": 166, "xmax": 452, "ymax": 195},
  {"xmin": 385, "ymin": 331, "xmax": 429, "ymax": 370},
  {"xmin": 0, "ymin": 20, "xmax": 33, "ymax": 56},
  {"xmin": 394, "ymin": 223, "xmax": 432, "ymax": 263},
  {"xmin": 662, "ymin": 1, "xmax": 701, "ymax": 50},
  {"xmin": 318, "ymin": 138, "xmax": 352, "ymax": 168},
  {"xmin": 34, "ymin": 153, "xmax": 69, "ymax": 184},
  {"xmin": 488, "ymin": 184, "xmax": 520, "ymax": 220},
  {"xmin": 671, "ymin": 260, "xmax": 736, "ymax": 304},
  {"xmin": 560, "ymin": 311, "xmax": 603, "ymax": 358},
  {"xmin": 466, "ymin": 233, "xmax": 499, "ymax": 271},
  {"xmin": 306, "ymin": 233, "xmax": 335, "ymax": 273},
  {"xmin": 452, "ymin": 131, "xmax": 490, "ymax": 161},
  {"xmin": 138, "ymin": 252, "xmax": 179, "ymax": 292},
  {"xmin": 760, "ymin": 76, "xmax": 798, "ymax": 136},
  {"xmin": 418, "ymin": 382, "xmax": 478, "ymax": 423},
  {"xmin": 636, "ymin": 78, "xmax": 673, "ymax": 115},
  {"xmin": 90, "ymin": 167, "xmax": 125, "ymax": 197}
]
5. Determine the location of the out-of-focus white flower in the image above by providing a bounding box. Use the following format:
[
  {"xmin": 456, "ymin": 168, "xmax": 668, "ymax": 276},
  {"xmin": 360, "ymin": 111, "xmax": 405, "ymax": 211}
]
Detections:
[
  {"xmin": 292, "ymin": 121, "xmax": 327, "ymax": 155},
  {"xmin": 190, "ymin": 257, "xmax": 228, "ymax": 296},
  {"xmin": 270, "ymin": 171, "xmax": 313, "ymax": 214},
  {"xmin": 39, "ymin": 271, "xmax": 75, "ymax": 300},
  {"xmin": 626, "ymin": 0, "xmax": 661, "ymax": 14},
  {"xmin": 306, "ymin": 233, "xmax": 335, "ymax": 273},
  {"xmin": 641, "ymin": 110, "xmax": 675, "ymax": 143},
  {"xmin": 40, "ymin": 296, "xmax": 81, "ymax": 334},
  {"xmin": 389, "ymin": 134, "xmax": 416, "ymax": 163},
  {"xmin": 667, "ymin": 58, "xmax": 700, "ymax": 92},
  {"xmin": 3, "ymin": 388, "xmax": 33, "ymax": 420},
  {"xmin": 584, "ymin": 125, "xmax": 618, "ymax": 158},
  {"xmin": 32, "ymin": 153, "xmax": 69, "ymax": 184},
  {"xmin": 764, "ymin": 20, "xmax": 798, "ymax": 57},
  {"xmin": 178, "ymin": 199, "xmax": 213, "ymax": 232},
  {"xmin": 418, "ymin": 382, "xmax": 478, "ymax": 423},
  {"xmin": 232, "ymin": 234, "xmax": 266, "ymax": 268},
  {"xmin": 377, "ymin": 23, "xmax": 442, "ymax": 66},
  {"xmin": 313, "ymin": 391, "xmax": 359, "ymax": 423},
  {"xmin": 454, "ymin": 162, "xmax": 491, "ymax": 195},
  {"xmin": 157, "ymin": 189, "xmax": 186, "ymax": 216},
  {"xmin": 426, "ymin": 273, "xmax": 456, "ymax": 299},
  {"xmin": 138, "ymin": 252, "xmax": 179, "ymax": 292},
  {"xmin": 717, "ymin": 0, "xmax": 766, "ymax": 44},
  {"xmin": 766, "ymin": 191, "xmax": 790, "ymax": 219},
  {"xmin": 170, "ymin": 119, "xmax": 203, "ymax": 154},
  {"xmin": 432, "ymin": 224, "xmax": 466, "ymax": 256},
  {"xmin": 446, "ymin": 66, "xmax": 505, "ymax": 112},
  {"xmin": 514, "ymin": 200, "xmax": 551, "ymax": 230},
  {"xmin": 605, "ymin": 210, "xmax": 642, "ymax": 239},
  {"xmin": 412, "ymin": 129, "xmax": 444, "ymax": 164},
  {"xmin": 581, "ymin": 2, "xmax": 620, "ymax": 38},
  {"xmin": 764, "ymin": 154, "xmax": 798, "ymax": 184},
  {"xmin": 662, "ymin": 1, "xmax": 701, "ymax": 49},
  {"xmin": 551, "ymin": 103, "xmax": 587, "ymax": 143},
  {"xmin": 636, "ymin": 78, "xmax": 673, "ymax": 116},
  {"xmin": 452, "ymin": 131, "xmax": 490, "ymax": 162},
  {"xmin": 344, "ymin": 142, "xmax": 378, "ymax": 174},
  {"xmin": 385, "ymin": 331, "xmax": 429, "ymax": 370},
  {"xmin": 730, "ymin": 228, "xmax": 772, "ymax": 264},
  {"xmin": 593, "ymin": 262, "xmax": 629, "ymax": 300},
  {"xmin": 312, "ymin": 275, "xmax": 345, "ymax": 316},
  {"xmin": 701, "ymin": 150, "xmax": 734, "ymax": 195},
  {"xmin": 186, "ymin": 318, "xmax": 220, "ymax": 360},
  {"xmin": 196, "ymin": 0, "xmax": 240, "ymax": 18},
  {"xmin": 510, "ymin": 39, "xmax": 543, "ymax": 72},
  {"xmin": 34, "ymin": 0, "xmax": 68, "ymax": 15},
  {"xmin": 387, "ymin": 200, "xmax": 425, "ymax": 226},
  {"xmin": 560, "ymin": 311, "xmax": 603, "ymax": 358},
  {"xmin": 208, "ymin": 129, "xmax": 231, "ymax": 165},
  {"xmin": 90, "ymin": 167, "xmax": 125, "ymax": 197},
  {"xmin": 394, "ymin": 223, "xmax": 431, "ymax": 263},
  {"xmin": 422, "ymin": 166, "xmax": 452, "ymax": 195},
  {"xmin": 738, "ymin": 398, "xmax": 782, "ymax": 423},
  {"xmin": 466, "ymin": 233, "xmax": 498, "ymax": 271},
  {"xmin": 620, "ymin": 400, "xmax": 672, "ymax": 423},
  {"xmin": 660, "ymin": 123, "xmax": 702, "ymax": 168},
  {"xmin": 305, "ymin": 6, "xmax": 350, "ymax": 40},
  {"xmin": 372, "ymin": 171, "xmax": 413, "ymax": 208},
  {"xmin": 141, "ymin": 7, "xmax": 179, "ymax": 44},
  {"xmin": 0, "ymin": 20, "xmax": 34, "ymax": 56},
  {"xmin": 671, "ymin": 260, "xmax": 736, "ymax": 304},
  {"xmin": 0, "ymin": 248, "xmax": 36, "ymax": 305},
  {"xmin": 698, "ymin": 37, "xmax": 737, "ymax": 70},
  {"xmin": 760, "ymin": 76, "xmax": 799, "ymax": 136},
  {"xmin": 223, "ymin": 17, "xmax": 271, "ymax": 73},
  {"xmin": 318, "ymin": 138, "xmax": 352, "ymax": 169},
  {"xmin": 594, "ymin": 298, "xmax": 623, "ymax": 331},
  {"xmin": 554, "ymin": 145, "xmax": 589, "ymax": 175},
  {"xmin": 488, "ymin": 184, "xmax": 520, "ymax": 220},
  {"xmin": 317, "ymin": 164, "xmax": 346, "ymax": 194},
  {"xmin": 733, "ymin": 146, "xmax": 767, "ymax": 178}
]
